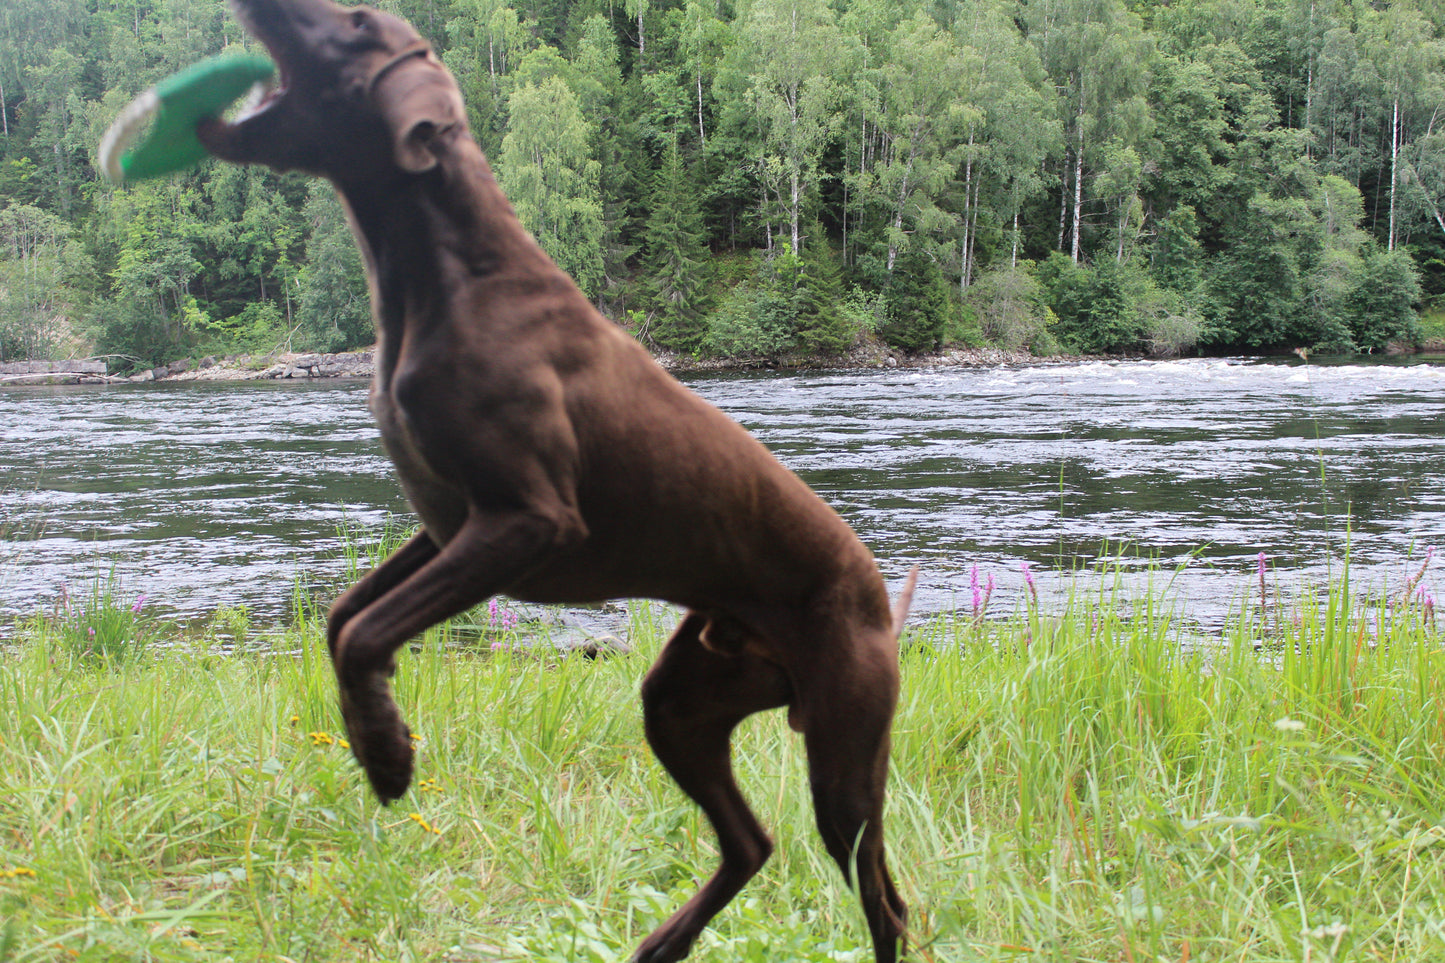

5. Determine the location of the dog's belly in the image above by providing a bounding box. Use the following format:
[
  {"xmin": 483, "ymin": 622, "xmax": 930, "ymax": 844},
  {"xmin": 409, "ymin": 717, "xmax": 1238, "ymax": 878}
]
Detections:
[{"xmin": 503, "ymin": 546, "xmax": 687, "ymax": 607}]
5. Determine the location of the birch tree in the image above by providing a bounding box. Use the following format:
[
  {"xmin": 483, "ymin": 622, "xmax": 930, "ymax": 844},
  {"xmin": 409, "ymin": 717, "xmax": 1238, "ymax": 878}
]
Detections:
[
  {"xmin": 733, "ymin": 0, "xmax": 850, "ymax": 255},
  {"xmin": 498, "ymin": 77, "xmax": 605, "ymax": 297},
  {"xmin": 1359, "ymin": 2, "xmax": 1442, "ymax": 250},
  {"xmin": 1023, "ymin": 0, "xmax": 1153, "ymax": 263}
]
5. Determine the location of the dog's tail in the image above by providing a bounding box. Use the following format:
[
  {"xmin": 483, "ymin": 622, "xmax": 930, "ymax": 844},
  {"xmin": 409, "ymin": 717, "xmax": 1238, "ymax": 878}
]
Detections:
[{"xmin": 891, "ymin": 565, "xmax": 920, "ymax": 638}]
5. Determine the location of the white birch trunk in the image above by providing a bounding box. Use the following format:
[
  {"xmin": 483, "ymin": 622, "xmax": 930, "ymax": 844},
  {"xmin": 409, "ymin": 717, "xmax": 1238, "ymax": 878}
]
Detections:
[
  {"xmin": 1058, "ymin": 154, "xmax": 1069, "ymax": 251},
  {"xmin": 791, "ymin": 169, "xmax": 800, "ymax": 254},
  {"xmin": 887, "ymin": 140, "xmax": 917, "ymax": 274},
  {"xmin": 1071, "ymin": 83, "xmax": 1085, "ymax": 263},
  {"xmin": 1070, "ymin": 144, "xmax": 1084, "ymax": 264},
  {"xmin": 1012, "ymin": 207, "xmax": 1020, "ymax": 269},
  {"xmin": 1389, "ymin": 96, "xmax": 1400, "ymax": 251}
]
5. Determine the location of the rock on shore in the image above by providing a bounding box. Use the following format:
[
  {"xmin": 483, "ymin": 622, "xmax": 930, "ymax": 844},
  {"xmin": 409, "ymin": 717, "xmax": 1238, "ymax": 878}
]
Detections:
[
  {"xmin": 0, "ymin": 359, "xmax": 111, "ymax": 385},
  {"xmin": 129, "ymin": 350, "xmax": 376, "ymax": 383}
]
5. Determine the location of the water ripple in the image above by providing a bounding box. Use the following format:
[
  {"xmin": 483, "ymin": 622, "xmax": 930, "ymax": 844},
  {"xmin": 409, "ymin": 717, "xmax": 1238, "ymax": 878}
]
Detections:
[{"xmin": 3, "ymin": 358, "xmax": 1445, "ymax": 628}]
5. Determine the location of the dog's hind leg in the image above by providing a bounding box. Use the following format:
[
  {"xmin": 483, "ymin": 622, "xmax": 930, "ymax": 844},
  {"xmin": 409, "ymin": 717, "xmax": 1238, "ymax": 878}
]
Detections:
[
  {"xmin": 795, "ymin": 634, "xmax": 906, "ymax": 963},
  {"xmin": 633, "ymin": 612, "xmax": 792, "ymax": 963}
]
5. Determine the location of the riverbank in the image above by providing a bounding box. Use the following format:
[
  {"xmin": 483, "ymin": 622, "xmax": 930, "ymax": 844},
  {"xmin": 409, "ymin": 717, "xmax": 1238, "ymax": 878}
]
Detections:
[
  {"xmin": 0, "ymin": 350, "xmax": 379, "ymax": 386},
  {"xmin": 0, "ymin": 343, "xmax": 1041, "ymax": 387},
  {"xmin": 3, "ymin": 572, "xmax": 1442, "ymax": 960}
]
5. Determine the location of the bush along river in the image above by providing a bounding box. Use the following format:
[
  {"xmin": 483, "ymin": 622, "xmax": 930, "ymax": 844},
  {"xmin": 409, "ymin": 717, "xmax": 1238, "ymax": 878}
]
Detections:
[{"xmin": 3, "ymin": 356, "xmax": 1444, "ymax": 637}]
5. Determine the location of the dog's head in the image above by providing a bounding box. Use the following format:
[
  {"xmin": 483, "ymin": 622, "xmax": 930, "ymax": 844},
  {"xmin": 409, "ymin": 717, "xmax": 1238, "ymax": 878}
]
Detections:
[{"xmin": 199, "ymin": 0, "xmax": 465, "ymax": 180}]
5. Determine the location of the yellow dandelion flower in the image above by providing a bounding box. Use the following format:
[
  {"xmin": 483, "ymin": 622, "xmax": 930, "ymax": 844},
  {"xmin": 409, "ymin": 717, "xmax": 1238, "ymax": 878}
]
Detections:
[
  {"xmin": 408, "ymin": 812, "xmax": 440, "ymax": 834},
  {"xmin": 2, "ymin": 866, "xmax": 36, "ymax": 879},
  {"xmin": 338, "ymin": 739, "xmax": 350, "ymax": 750},
  {"xmin": 289, "ymin": 715, "xmax": 300, "ymax": 726},
  {"xmin": 307, "ymin": 731, "xmax": 335, "ymax": 747}
]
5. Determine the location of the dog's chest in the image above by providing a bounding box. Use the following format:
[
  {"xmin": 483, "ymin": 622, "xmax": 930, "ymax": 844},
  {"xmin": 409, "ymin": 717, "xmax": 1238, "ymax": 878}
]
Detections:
[{"xmin": 370, "ymin": 387, "xmax": 468, "ymax": 543}]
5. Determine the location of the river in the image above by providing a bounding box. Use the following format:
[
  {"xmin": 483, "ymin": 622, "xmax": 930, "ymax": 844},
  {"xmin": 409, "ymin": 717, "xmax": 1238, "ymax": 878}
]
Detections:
[{"xmin": 3, "ymin": 357, "xmax": 1444, "ymax": 634}]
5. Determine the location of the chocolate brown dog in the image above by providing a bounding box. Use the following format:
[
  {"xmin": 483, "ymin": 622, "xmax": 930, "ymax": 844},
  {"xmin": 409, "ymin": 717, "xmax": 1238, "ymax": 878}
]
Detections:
[{"xmin": 199, "ymin": 1, "xmax": 914, "ymax": 958}]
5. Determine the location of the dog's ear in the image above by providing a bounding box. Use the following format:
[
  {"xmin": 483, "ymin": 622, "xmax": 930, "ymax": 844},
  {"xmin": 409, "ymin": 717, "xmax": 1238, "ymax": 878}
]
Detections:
[{"xmin": 375, "ymin": 55, "xmax": 464, "ymax": 173}]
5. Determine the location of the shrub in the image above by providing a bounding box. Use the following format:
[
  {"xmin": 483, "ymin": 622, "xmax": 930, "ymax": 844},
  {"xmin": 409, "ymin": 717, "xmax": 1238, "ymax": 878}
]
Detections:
[
  {"xmin": 704, "ymin": 283, "xmax": 795, "ymax": 358},
  {"xmin": 1345, "ymin": 247, "xmax": 1422, "ymax": 352},
  {"xmin": 1040, "ymin": 254, "xmax": 1161, "ymax": 355},
  {"xmin": 968, "ymin": 261, "xmax": 1052, "ymax": 352}
]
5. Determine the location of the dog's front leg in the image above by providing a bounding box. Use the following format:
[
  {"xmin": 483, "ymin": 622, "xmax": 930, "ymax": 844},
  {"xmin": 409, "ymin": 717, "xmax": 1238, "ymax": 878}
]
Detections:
[{"xmin": 332, "ymin": 507, "xmax": 579, "ymax": 801}]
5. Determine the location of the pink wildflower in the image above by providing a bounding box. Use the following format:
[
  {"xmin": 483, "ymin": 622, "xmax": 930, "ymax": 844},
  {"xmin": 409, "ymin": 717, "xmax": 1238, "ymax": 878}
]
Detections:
[{"xmin": 1405, "ymin": 547, "xmax": 1435, "ymax": 599}]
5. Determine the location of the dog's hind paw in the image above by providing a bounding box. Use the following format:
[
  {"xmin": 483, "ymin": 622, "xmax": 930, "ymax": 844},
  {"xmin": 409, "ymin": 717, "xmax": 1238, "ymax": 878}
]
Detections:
[{"xmin": 339, "ymin": 679, "xmax": 415, "ymax": 803}]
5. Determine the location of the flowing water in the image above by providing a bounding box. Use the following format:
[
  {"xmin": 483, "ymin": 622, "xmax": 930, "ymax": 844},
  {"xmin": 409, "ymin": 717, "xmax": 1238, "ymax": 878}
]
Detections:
[{"xmin": 4, "ymin": 357, "xmax": 1445, "ymax": 632}]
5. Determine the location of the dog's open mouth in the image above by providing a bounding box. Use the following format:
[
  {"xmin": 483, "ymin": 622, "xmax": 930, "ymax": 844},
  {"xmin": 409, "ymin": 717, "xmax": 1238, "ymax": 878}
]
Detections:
[
  {"xmin": 233, "ymin": 68, "xmax": 285, "ymax": 123},
  {"xmin": 220, "ymin": 0, "xmax": 299, "ymax": 126}
]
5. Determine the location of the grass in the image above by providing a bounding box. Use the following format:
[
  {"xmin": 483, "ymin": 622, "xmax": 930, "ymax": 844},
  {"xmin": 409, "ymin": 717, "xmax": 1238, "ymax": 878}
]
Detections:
[
  {"xmin": 1416, "ymin": 305, "xmax": 1445, "ymax": 344},
  {"xmin": 3, "ymin": 561, "xmax": 1445, "ymax": 962}
]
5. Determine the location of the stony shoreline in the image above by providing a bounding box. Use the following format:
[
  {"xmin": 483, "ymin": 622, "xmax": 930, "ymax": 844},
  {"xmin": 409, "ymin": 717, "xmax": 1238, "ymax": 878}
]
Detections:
[
  {"xmin": 1, "ymin": 344, "xmax": 1043, "ymax": 386},
  {"xmin": 0, "ymin": 351, "xmax": 376, "ymax": 386}
]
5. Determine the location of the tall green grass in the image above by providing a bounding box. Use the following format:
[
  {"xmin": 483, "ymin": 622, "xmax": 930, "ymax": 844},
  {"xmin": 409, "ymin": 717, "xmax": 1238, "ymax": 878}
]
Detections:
[{"xmin": 2, "ymin": 564, "xmax": 1444, "ymax": 961}]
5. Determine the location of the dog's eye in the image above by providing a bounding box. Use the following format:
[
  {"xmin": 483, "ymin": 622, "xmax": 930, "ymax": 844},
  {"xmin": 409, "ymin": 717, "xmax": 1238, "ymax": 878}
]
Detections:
[{"xmin": 351, "ymin": 10, "xmax": 371, "ymax": 32}]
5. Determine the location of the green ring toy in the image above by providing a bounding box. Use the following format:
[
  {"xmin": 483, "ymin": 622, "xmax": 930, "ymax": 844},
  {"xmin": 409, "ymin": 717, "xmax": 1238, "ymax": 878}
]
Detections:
[{"xmin": 98, "ymin": 53, "xmax": 276, "ymax": 184}]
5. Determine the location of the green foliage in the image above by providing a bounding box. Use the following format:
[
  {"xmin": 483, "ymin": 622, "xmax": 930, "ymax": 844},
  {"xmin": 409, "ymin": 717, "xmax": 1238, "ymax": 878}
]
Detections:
[
  {"xmin": 1040, "ymin": 253, "xmax": 1141, "ymax": 354},
  {"xmin": 699, "ymin": 240, "xmax": 858, "ymax": 359},
  {"xmin": 196, "ymin": 299, "xmax": 285, "ymax": 355},
  {"xmin": 49, "ymin": 573, "xmax": 154, "ymax": 663},
  {"xmin": 0, "ymin": 202, "xmax": 90, "ymax": 360},
  {"xmin": 967, "ymin": 260, "xmax": 1052, "ymax": 353},
  {"xmin": 703, "ymin": 249, "xmax": 801, "ymax": 359},
  {"xmin": 296, "ymin": 183, "xmax": 371, "ymax": 353},
  {"xmin": 1149, "ymin": 204, "xmax": 1204, "ymax": 296},
  {"xmin": 1136, "ymin": 282, "xmax": 1203, "ymax": 358},
  {"xmin": 1036, "ymin": 251, "xmax": 1201, "ymax": 357},
  {"xmin": 793, "ymin": 231, "xmax": 852, "ymax": 355},
  {"xmin": 499, "ymin": 75, "xmax": 605, "ymax": 299},
  {"xmin": 3, "ymin": 0, "xmax": 1445, "ymax": 361}
]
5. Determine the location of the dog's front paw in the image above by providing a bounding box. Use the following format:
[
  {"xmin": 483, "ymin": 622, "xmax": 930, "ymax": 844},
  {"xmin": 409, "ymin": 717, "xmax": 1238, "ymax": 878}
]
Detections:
[
  {"xmin": 339, "ymin": 678, "xmax": 415, "ymax": 803},
  {"xmin": 633, "ymin": 921, "xmax": 699, "ymax": 963}
]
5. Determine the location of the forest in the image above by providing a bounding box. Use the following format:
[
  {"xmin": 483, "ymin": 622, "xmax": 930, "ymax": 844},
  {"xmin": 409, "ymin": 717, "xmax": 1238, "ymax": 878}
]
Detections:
[{"xmin": 1, "ymin": 0, "xmax": 1444, "ymax": 366}]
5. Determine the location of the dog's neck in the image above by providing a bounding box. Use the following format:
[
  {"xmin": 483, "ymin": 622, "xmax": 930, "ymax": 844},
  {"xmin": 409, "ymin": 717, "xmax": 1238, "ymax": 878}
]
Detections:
[{"xmin": 332, "ymin": 133, "xmax": 565, "ymax": 360}]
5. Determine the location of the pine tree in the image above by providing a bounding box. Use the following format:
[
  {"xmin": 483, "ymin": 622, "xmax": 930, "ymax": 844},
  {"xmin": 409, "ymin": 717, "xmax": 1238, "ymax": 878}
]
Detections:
[
  {"xmin": 795, "ymin": 229, "xmax": 852, "ymax": 355},
  {"xmin": 641, "ymin": 139, "xmax": 712, "ymax": 350}
]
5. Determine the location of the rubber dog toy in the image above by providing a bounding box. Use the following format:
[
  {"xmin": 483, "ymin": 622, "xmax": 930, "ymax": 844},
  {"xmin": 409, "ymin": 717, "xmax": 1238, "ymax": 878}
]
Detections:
[{"xmin": 98, "ymin": 54, "xmax": 275, "ymax": 183}]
